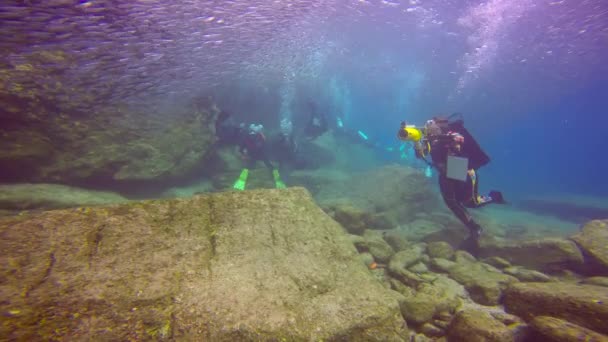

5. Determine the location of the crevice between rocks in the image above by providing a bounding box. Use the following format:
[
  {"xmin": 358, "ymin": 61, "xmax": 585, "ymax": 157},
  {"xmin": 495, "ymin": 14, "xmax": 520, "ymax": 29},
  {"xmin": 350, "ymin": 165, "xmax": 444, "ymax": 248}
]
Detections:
[
  {"xmin": 87, "ymin": 224, "xmax": 107, "ymax": 268},
  {"xmin": 25, "ymin": 251, "xmax": 55, "ymax": 298},
  {"xmin": 206, "ymin": 198, "xmax": 218, "ymax": 279}
]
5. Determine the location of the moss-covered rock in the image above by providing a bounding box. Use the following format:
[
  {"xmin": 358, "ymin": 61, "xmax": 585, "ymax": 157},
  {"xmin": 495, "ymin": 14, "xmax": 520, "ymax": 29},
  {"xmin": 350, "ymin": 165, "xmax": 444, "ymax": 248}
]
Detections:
[
  {"xmin": 447, "ymin": 309, "xmax": 528, "ymax": 342},
  {"xmin": 503, "ymin": 282, "xmax": 608, "ymax": 335},
  {"xmin": 571, "ymin": 220, "xmax": 608, "ymax": 275},
  {"xmin": 580, "ymin": 276, "xmax": 608, "ymax": 287},
  {"xmin": 389, "ymin": 244, "xmax": 428, "ymax": 286},
  {"xmin": 0, "ymin": 106, "xmax": 217, "ymax": 185},
  {"xmin": 332, "ymin": 204, "xmax": 371, "ymax": 235},
  {"xmin": 315, "ymin": 165, "xmax": 440, "ymax": 232},
  {"xmin": 427, "ymin": 241, "xmax": 454, "ymax": 260},
  {"xmin": 529, "ymin": 316, "xmax": 608, "ymax": 342},
  {"xmin": 398, "ymin": 274, "xmax": 466, "ymax": 328},
  {"xmin": 0, "ymin": 187, "xmax": 409, "ymax": 341},
  {"xmin": 483, "ymin": 256, "xmax": 512, "ymax": 269},
  {"xmin": 502, "ymin": 266, "xmax": 552, "ymax": 282},
  {"xmin": 352, "ymin": 231, "xmax": 395, "ymax": 263},
  {"xmin": 384, "ymin": 230, "xmax": 411, "ymax": 252},
  {"xmin": 447, "ymin": 258, "xmax": 518, "ymax": 306},
  {"xmin": 0, "ymin": 183, "xmax": 128, "ymax": 210}
]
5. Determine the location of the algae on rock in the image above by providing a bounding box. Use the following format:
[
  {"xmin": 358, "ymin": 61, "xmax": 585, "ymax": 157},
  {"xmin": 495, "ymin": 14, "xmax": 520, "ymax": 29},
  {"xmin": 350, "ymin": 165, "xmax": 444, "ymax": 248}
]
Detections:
[{"xmin": 0, "ymin": 187, "xmax": 408, "ymax": 341}]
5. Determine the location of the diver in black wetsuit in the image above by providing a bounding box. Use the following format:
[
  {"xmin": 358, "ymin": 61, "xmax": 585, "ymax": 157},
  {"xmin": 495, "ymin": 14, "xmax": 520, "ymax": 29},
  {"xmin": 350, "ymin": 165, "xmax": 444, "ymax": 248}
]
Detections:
[
  {"xmin": 232, "ymin": 124, "xmax": 286, "ymax": 190},
  {"xmin": 304, "ymin": 101, "xmax": 328, "ymax": 140},
  {"xmin": 214, "ymin": 110, "xmax": 245, "ymax": 146},
  {"xmin": 397, "ymin": 114, "xmax": 505, "ymax": 253}
]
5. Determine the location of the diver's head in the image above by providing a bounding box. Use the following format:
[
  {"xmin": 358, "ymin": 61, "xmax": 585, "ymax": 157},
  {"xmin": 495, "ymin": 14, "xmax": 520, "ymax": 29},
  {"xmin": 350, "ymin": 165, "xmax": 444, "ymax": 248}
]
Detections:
[
  {"xmin": 249, "ymin": 123, "xmax": 264, "ymax": 134},
  {"xmin": 424, "ymin": 119, "xmax": 442, "ymax": 137}
]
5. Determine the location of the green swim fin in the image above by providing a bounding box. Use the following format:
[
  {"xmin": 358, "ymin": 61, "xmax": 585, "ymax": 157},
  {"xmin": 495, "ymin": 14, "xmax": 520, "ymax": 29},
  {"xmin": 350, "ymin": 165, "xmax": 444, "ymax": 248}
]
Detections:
[
  {"xmin": 233, "ymin": 168, "xmax": 249, "ymax": 191},
  {"xmin": 272, "ymin": 169, "xmax": 286, "ymax": 189}
]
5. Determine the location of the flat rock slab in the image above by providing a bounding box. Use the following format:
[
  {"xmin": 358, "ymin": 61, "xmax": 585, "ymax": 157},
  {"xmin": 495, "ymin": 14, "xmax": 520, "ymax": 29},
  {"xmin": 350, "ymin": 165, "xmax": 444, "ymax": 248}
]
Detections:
[
  {"xmin": 447, "ymin": 309, "xmax": 528, "ymax": 342},
  {"xmin": 0, "ymin": 187, "xmax": 408, "ymax": 341},
  {"xmin": 503, "ymin": 282, "xmax": 608, "ymax": 335},
  {"xmin": 0, "ymin": 183, "xmax": 129, "ymax": 210},
  {"xmin": 530, "ymin": 316, "xmax": 608, "ymax": 342}
]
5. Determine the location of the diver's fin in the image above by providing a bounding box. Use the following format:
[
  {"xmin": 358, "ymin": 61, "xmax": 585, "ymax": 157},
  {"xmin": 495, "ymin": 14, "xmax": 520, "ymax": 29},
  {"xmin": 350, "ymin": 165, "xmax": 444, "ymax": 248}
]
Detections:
[
  {"xmin": 273, "ymin": 169, "xmax": 286, "ymax": 189},
  {"xmin": 488, "ymin": 190, "xmax": 506, "ymax": 204},
  {"xmin": 232, "ymin": 168, "xmax": 249, "ymax": 191}
]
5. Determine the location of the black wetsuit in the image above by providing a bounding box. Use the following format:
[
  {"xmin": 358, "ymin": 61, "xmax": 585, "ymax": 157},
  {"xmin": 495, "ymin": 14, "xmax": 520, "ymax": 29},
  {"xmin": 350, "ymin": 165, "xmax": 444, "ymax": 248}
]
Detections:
[
  {"xmin": 271, "ymin": 133, "xmax": 297, "ymax": 166},
  {"xmin": 426, "ymin": 135, "xmax": 481, "ymax": 235},
  {"xmin": 424, "ymin": 120, "xmax": 492, "ymax": 244},
  {"xmin": 215, "ymin": 115, "xmax": 243, "ymax": 146},
  {"xmin": 304, "ymin": 111, "xmax": 328, "ymax": 139}
]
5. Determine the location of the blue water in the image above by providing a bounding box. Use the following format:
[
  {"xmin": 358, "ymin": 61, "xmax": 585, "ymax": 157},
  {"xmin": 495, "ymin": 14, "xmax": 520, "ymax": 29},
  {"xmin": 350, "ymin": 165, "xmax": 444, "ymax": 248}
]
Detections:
[
  {"xmin": 209, "ymin": 0, "xmax": 608, "ymax": 202},
  {"xmin": 2, "ymin": 0, "xmax": 607, "ymax": 203}
]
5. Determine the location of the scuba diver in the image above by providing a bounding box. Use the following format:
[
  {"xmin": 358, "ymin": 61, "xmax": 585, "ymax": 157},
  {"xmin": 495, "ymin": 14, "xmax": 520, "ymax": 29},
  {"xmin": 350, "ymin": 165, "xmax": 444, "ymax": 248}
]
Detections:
[
  {"xmin": 233, "ymin": 123, "xmax": 286, "ymax": 191},
  {"xmin": 270, "ymin": 118, "xmax": 298, "ymax": 172},
  {"xmin": 303, "ymin": 101, "xmax": 328, "ymax": 140},
  {"xmin": 397, "ymin": 113, "xmax": 505, "ymax": 254}
]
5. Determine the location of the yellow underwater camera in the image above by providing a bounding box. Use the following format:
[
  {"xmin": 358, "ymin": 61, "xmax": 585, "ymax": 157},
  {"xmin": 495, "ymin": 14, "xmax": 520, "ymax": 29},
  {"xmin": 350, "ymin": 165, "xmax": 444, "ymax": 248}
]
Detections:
[{"xmin": 397, "ymin": 121, "xmax": 423, "ymax": 142}]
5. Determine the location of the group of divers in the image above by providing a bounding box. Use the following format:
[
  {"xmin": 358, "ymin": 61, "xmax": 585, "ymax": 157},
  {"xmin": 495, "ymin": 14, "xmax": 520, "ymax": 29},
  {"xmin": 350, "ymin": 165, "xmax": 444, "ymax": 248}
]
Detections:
[{"xmin": 214, "ymin": 105, "xmax": 505, "ymax": 253}]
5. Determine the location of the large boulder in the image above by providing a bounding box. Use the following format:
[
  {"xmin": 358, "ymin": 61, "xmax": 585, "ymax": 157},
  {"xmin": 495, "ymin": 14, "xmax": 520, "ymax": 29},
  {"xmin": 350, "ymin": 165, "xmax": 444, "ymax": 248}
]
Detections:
[
  {"xmin": 315, "ymin": 165, "xmax": 440, "ymax": 231},
  {"xmin": 479, "ymin": 237, "xmax": 584, "ymax": 273},
  {"xmin": 445, "ymin": 255, "xmax": 519, "ymax": 306},
  {"xmin": 0, "ymin": 106, "xmax": 217, "ymax": 185},
  {"xmin": 399, "ymin": 275, "xmax": 467, "ymax": 326},
  {"xmin": 0, "ymin": 187, "xmax": 408, "ymax": 341},
  {"xmin": 447, "ymin": 308, "xmax": 528, "ymax": 342},
  {"xmin": 352, "ymin": 231, "xmax": 395, "ymax": 263},
  {"xmin": 503, "ymin": 282, "xmax": 608, "ymax": 335},
  {"xmin": 529, "ymin": 316, "xmax": 608, "ymax": 342},
  {"xmin": 571, "ymin": 220, "xmax": 608, "ymax": 275},
  {"xmin": 0, "ymin": 183, "xmax": 128, "ymax": 210},
  {"xmin": 389, "ymin": 244, "xmax": 428, "ymax": 286}
]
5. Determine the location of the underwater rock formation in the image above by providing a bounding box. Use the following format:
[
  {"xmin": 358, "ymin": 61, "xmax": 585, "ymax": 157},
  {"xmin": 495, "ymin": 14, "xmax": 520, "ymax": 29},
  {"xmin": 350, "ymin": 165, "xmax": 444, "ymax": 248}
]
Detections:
[
  {"xmin": 0, "ymin": 106, "xmax": 217, "ymax": 185},
  {"xmin": 0, "ymin": 183, "xmax": 128, "ymax": 210},
  {"xmin": 315, "ymin": 165, "xmax": 439, "ymax": 233},
  {"xmin": 503, "ymin": 282, "xmax": 608, "ymax": 336},
  {"xmin": 441, "ymin": 252, "xmax": 519, "ymax": 306},
  {"xmin": 479, "ymin": 237, "xmax": 584, "ymax": 273},
  {"xmin": 571, "ymin": 219, "xmax": 608, "ymax": 275},
  {"xmin": 447, "ymin": 308, "xmax": 528, "ymax": 342},
  {"xmin": 529, "ymin": 316, "xmax": 608, "ymax": 342},
  {"xmin": 0, "ymin": 187, "xmax": 408, "ymax": 341}
]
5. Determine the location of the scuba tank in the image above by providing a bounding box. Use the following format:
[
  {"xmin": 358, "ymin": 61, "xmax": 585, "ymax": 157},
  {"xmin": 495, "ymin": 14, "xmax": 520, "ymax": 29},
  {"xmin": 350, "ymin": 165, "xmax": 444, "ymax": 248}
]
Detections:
[{"xmin": 431, "ymin": 113, "xmax": 490, "ymax": 170}]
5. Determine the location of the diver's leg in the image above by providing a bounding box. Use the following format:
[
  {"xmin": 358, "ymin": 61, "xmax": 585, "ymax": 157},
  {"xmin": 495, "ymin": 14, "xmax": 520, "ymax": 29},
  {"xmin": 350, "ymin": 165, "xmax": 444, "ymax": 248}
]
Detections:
[
  {"xmin": 264, "ymin": 156, "xmax": 286, "ymax": 189},
  {"xmin": 464, "ymin": 171, "xmax": 506, "ymax": 207},
  {"xmin": 439, "ymin": 175, "xmax": 482, "ymax": 239},
  {"xmin": 439, "ymin": 176, "xmax": 474, "ymax": 226}
]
